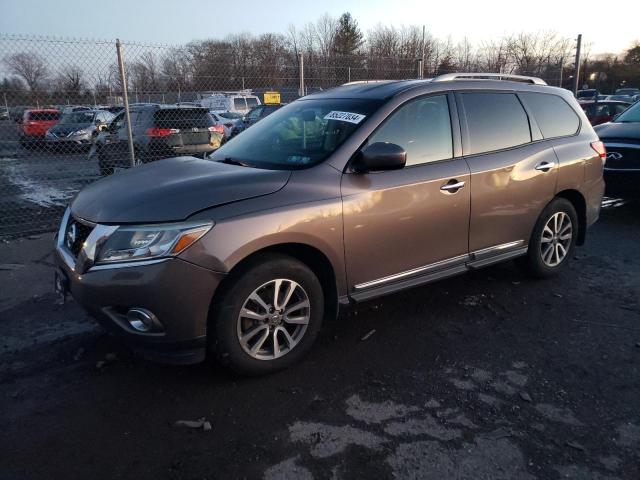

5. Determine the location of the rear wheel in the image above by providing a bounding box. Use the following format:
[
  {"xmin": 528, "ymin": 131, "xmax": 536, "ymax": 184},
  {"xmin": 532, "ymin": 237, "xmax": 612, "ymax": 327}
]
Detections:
[
  {"xmin": 210, "ymin": 254, "xmax": 324, "ymax": 375},
  {"xmin": 520, "ymin": 198, "xmax": 578, "ymax": 278}
]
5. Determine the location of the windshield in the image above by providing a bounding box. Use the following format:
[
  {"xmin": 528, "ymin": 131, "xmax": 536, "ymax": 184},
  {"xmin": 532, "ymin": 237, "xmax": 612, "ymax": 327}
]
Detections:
[
  {"xmin": 614, "ymin": 101, "xmax": 640, "ymax": 122},
  {"xmin": 577, "ymin": 90, "xmax": 596, "ymax": 98},
  {"xmin": 59, "ymin": 111, "xmax": 95, "ymax": 124},
  {"xmin": 210, "ymin": 98, "xmax": 382, "ymax": 169}
]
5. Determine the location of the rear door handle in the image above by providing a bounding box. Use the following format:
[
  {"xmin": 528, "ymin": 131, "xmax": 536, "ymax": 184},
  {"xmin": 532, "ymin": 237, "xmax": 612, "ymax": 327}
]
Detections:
[
  {"xmin": 535, "ymin": 162, "xmax": 554, "ymax": 172},
  {"xmin": 440, "ymin": 180, "xmax": 466, "ymax": 193}
]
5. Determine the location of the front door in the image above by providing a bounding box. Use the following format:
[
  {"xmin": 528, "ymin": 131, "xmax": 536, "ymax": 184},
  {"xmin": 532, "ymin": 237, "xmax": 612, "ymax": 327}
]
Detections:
[{"xmin": 341, "ymin": 94, "xmax": 471, "ymax": 294}]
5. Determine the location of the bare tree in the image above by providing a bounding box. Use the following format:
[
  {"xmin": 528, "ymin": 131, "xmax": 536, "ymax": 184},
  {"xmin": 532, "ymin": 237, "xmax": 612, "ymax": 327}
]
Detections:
[
  {"xmin": 3, "ymin": 52, "xmax": 49, "ymax": 91},
  {"xmin": 57, "ymin": 65, "xmax": 84, "ymax": 96}
]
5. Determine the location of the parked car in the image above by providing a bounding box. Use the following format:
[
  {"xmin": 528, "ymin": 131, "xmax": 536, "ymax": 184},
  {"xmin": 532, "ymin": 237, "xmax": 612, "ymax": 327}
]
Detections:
[
  {"xmin": 45, "ymin": 110, "xmax": 114, "ymax": 150},
  {"xmin": 580, "ymin": 100, "xmax": 631, "ymax": 125},
  {"xmin": 55, "ymin": 74, "xmax": 604, "ymax": 375},
  {"xmin": 614, "ymin": 87, "xmax": 639, "ymax": 97},
  {"xmin": 93, "ymin": 105, "xmax": 223, "ymax": 175},
  {"xmin": 594, "ymin": 100, "xmax": 640, "ymax": 198},
  {"xmin": 577, "ymin": 89, "xmax": 598, "ymax": 101},
  {"xmin": 603, "ymin": 94, "xmax": 634, "ymax": 103},
  {"xmin": 9, "ymin": 106, "xmax": 34, "ymax": 122},
  {"xmin": 230, "ymin": 104, "xmax": 284, "ymax": 137},
  {"xmin": 18, "ymin": 108, "xmax": 61, "ymax": 147},
  {"xmin": 199, "ymin": 92, "xmax": 261, "ymax": 114},
  {"xmin": 633, "ymin": 94, "xmax": 640, "ymax": 103},
  {"xmin": 210, "ymin": 110, "xmax": 243, "ymax": 138}
]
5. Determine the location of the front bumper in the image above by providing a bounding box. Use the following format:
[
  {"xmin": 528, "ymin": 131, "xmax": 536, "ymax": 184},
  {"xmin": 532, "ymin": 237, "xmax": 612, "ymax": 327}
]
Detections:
[
  {"xmin": 54, "ymin": 214, "xmax": 225, "ymax": 364},
  {"xmin": 46, "ymin": 133, "xmax": 93, "ymax": 146},
  {"xmin": 604, "ymin": 169, "xmax": 640, "ymax": 198}
]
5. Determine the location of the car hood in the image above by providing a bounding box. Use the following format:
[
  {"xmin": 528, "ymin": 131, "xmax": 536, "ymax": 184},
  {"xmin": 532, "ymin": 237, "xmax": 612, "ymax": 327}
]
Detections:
[
  {"xmin": 594, "ymin": 122, "xmax": 640, "ymax": 141},
  {"xmin": 71, "ymin": 157, "xmax": 291, "ymax": 224},
  {"xmin": 50, "ymin": 122, "xmax": 93, "ymax": 134}
]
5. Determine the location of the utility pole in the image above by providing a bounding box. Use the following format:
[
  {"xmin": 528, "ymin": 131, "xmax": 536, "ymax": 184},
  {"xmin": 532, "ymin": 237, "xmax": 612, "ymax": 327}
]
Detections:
[
  {"xmin": 572, "ymin": 34, "xmax": 582, "ymax": 96},
  {"xmin": 559, "ymin": 56, "xmax": 564, "ymax": 88}
]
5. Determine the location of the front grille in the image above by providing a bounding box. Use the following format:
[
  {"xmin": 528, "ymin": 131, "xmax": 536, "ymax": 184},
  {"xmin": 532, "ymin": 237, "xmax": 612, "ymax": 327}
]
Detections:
[
  {"xmin": 63, "ymin": 217, "xmax": 94, "ymax": 257},
  {"xmin": 604, "ymin": 144, "xmax": 640, "ymax": 170}
]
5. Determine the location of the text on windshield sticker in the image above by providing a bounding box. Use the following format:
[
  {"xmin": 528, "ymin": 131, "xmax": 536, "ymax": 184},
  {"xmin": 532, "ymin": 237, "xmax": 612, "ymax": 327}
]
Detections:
[{"xmin": 323, "ymin": 111, "xmax": 366, "ymax": 124}]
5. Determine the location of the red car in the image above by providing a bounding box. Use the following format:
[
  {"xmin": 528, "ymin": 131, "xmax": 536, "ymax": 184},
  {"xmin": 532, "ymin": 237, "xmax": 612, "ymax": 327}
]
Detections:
[
  {"xmin": 19, "ymin": 109, "xmax": 61, "ymax": 147},
  {"xmin": 579, "ymin": 100, "xmax": 631, "ymax": 126}
]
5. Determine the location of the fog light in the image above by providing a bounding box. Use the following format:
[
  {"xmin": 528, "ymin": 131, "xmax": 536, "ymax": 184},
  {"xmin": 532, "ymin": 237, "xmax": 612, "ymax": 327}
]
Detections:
[{"xmin": 126, "ymin": 308, "xmax": 159, "ymax": 332}]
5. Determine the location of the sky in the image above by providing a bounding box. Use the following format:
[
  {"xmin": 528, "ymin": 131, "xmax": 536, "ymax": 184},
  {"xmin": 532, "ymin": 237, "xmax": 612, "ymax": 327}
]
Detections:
[{"xmin": 1, "ymin": 0, "xmax": 637, "ymax": 55}]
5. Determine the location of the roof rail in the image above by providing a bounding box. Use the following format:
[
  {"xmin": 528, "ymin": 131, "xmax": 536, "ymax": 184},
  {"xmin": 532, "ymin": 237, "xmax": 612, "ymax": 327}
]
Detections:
[
  {"xmin": 432, "ymin": 73, "xmax": 547, "ymax": 85},
  {"xmin": 342, "ymin": 80, "xmax": 393, "ymax": 86}
]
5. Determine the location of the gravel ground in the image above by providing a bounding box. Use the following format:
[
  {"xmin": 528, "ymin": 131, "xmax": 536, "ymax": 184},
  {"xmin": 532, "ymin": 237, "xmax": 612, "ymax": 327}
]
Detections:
[{"xmin": 0, "ymin": 199, "xmax": 638, "ymax": 480}]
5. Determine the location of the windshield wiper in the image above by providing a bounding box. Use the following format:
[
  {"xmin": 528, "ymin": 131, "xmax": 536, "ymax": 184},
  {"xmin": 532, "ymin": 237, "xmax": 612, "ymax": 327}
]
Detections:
[{"xmin": 218, "ymin": 157, "xmax": 251, "ymax": 167}]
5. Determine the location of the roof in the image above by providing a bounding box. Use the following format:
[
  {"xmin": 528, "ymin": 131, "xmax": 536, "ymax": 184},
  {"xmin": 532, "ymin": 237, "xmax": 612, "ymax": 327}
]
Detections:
[{"xmin": 303, "ymin": 74, "xmax": 555, "ymax": 101}]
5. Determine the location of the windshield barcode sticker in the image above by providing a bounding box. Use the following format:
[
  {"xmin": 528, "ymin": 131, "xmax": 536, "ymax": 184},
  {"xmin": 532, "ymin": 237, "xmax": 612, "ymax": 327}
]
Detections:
[{"xmin": 324, "ymin": 111, "xmax": 366, "ymax": 124}]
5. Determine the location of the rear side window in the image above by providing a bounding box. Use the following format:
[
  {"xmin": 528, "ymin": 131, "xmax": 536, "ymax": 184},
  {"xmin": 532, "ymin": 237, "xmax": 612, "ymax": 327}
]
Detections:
[
  {"xmin": 234, "ymin": 98, "xmax": 247, "ymax": 110},
  {"xmin": 462, "ymin": 93, "xmax": 531, "ymax": 155},
  {"xmin": 369, "ymin": 94, "xmax": 453, "ymax": 166},
  {"xmin": 153, "ymin": 109, "xmax": 214, "ymax": 129},
  {"xmin": 29, "ymin": 111, "xmax": 60, "ymax": 121},
  {"xmin": 520, "ymin": 93, "xmax": 579, "ymax": 139},
  {"xmin": 246, "ymin": 97, "xmax": 259, "ymax": 108}
]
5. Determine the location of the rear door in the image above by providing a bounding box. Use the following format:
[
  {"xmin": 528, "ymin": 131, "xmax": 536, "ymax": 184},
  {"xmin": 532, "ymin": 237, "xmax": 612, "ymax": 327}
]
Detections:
[
  {"xmin": 342, "ymin": 93, "xmax": 471, "ymax": 295},
  {"xmin": 457, "ymin": 91, "xmax": 559, "ymax": 256}
]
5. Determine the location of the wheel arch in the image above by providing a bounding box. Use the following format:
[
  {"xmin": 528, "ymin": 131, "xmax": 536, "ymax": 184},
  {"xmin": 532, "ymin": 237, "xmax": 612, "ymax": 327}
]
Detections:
[
  {"xmin": 555, "ymin": 189, "xmax": 587, "ymax": 245},
  {"xmin": 208, "ymin": 242, "xmax": 339, "ymax": 332}
]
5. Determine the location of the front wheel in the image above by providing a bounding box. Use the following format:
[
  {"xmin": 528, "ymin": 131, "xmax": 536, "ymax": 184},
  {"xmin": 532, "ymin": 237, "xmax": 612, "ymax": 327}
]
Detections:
[
  {"xmin": 520, "ymin": 198, "xmax": 578, "ymax": 278},
  {"xmin": 210, "ymin": 254, "xmax": 324, "ymax": 375}
]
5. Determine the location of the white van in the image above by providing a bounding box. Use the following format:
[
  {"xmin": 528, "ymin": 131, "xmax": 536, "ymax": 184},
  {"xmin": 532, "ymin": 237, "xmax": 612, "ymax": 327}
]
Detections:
[{"xmin": 198, "ymin": 91, "xmax": 261, "ymax": 114}]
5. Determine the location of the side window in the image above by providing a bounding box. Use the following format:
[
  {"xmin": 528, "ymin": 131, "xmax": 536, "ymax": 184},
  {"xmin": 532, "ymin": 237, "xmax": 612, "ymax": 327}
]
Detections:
[
  {"xmin": 368, "ymin": 95, "xmax": 453, "ymax": 166},
  {"xmin": 234, "ymin": 98, "xmax": 247, "ymax": 110},
  {"xmin": 246, "ymin": 107, "xmax": 263, "ymax": 120},
  {"xmin": 462, "ymin": 93, "xmax": 531, "ymax": 155},
  {"xmin": 520, "ymin": 92, "xmax": 580, "ymax": 138}
]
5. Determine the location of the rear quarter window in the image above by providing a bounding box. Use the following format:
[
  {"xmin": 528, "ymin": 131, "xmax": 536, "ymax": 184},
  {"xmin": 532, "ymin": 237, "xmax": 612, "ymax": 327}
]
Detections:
[
  {"xmin": 461, "ymin": 93, "xmax": 531, "ymax": 155},
  {"xmin": 246, "ymin": 97, "xmax": 259, "ymax": 108},
  {"xmin": 520, "ymin": 92, "xmax": 580, "ymax": 139},
  {"xmin": 234, "ymin": 98, "xmax": 247, "ymax": 110}
]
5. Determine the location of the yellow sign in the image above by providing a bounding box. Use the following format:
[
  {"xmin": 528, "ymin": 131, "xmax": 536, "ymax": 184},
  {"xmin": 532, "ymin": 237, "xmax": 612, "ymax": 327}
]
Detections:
[{"xmin": 264, "ymin": 91, "xmax": 281, "ymax": 105}]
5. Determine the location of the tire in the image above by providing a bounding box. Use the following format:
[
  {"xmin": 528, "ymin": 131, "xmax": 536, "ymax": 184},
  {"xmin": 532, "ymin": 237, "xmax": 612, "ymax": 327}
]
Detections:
[
  {"xmin": 210, "ymin": 253, "xmax": 324, "ymax": 376},
  {"xmin": 519, "ymin": 197, "xmax": 578, "ymax": 278}
]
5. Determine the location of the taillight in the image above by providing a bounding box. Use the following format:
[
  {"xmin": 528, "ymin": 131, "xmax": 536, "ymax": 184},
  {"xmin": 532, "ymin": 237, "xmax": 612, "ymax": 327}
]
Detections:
[
  {"xmin": 146, "ymin": 127, "xmax": 178, "ymax": 137},
  {"xmin": 209, "ymin": 125, "xmax": 224, "ymax": 135},
  {"xmin": 591, "ymin": 141, "xmax": 606, "ymax": 162}
]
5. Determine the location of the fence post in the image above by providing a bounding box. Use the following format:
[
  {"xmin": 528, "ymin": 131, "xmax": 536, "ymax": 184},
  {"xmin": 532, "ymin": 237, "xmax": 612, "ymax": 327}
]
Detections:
[
  {"xmin": 116, "ymin": 39, "xmax": 135, "ymax": 167},
  {"xmin": 417, "ymin": 59, "xmax": 423, "ymax": 79},
  {"xmin": 572, "ymin": 34, "xmax": 582, "ymax": 96},
  {"xmin": 3, "ymin": 92, "xmax": 7, "ymax": 112},
  {"xmin": 298, "ymin": 52, "xmax": 305, "ymax": 97},
  {"xmin": 348, "ymin": 66, "xmax": 351, "ymax": 83}
]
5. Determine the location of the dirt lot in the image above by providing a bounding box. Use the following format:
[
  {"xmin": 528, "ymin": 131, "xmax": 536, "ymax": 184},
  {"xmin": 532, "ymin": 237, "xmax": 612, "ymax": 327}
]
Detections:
[{"xmin": 0, "ymin": 199, "xmax": 639, "ymax": 480}]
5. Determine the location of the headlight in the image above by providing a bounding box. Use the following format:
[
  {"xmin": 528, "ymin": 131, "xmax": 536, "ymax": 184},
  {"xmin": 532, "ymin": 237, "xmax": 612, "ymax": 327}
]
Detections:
[
  {"xmin": 73, "ymin": 129, "xmax": 88, "ymax": 136},
  {"xmin": 96, "ymin": 221, "xmax": 213, "ymax": 264}
]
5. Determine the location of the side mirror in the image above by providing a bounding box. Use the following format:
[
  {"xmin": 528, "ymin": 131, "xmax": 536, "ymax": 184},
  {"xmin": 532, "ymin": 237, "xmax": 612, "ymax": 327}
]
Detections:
[{"xmin": 352, "ymin": 142, "xmax": 407, "ymax": 173}]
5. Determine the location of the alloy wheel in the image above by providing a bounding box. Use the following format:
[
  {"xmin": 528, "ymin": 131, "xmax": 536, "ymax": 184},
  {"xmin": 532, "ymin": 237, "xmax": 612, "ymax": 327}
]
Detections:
[
  {"xmin": 236, "ymin": 278, "xmax": 311, "ymax": 360},
  {"xmin": 540, "ymin": 211, "xmax": 573, "ymax": 267}
]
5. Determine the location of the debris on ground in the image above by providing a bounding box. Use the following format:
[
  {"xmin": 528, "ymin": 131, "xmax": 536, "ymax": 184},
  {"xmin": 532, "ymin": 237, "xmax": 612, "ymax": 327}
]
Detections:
[
  {"xmin": 173, "ymin": 418, "xmax": 212, "ymax": 432},
  {"xmin": 566, "ymin": 441, "xmax": 586, "ymax": 452},
  {"xmin": 105, "ymin": 352, "xmax": 117, "ymax": 362},
  {"xmin": 361, "ymin": 330, "xmax": 376, "ymax": 341},
  {"xmin": 519, "ymin": 391, "xmax": 532, "ymax": 402},
  {"xmin": 73, "ymin": 347, "xmax": 85, "ymax": 361},
  {"xmin": 95, "ymin": 360, "xmax": 106, "ymax": 369},
  {"xmin": 461, "ymin": 295, "xmax": 485, "ymax": 307},
  {"xmin": 0, "ymin": 263, "xmax": 23, "ymax": 271}
]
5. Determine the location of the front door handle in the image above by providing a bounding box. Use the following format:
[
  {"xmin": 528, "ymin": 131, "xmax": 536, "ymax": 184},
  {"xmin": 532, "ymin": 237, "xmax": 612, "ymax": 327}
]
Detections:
[
  {"xmin": 440, "ymin": 179, "xmax": 466, "ymax": 193},
  {"xmin": 535, "ymin": 161, "xmax": 554, "ymax": 172}
]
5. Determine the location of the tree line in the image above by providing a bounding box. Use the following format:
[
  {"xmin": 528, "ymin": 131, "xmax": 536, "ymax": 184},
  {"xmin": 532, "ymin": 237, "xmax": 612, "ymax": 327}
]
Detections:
[{"xmin": 2, "ymin": 13, "xmax": 639, "ymax": 107}]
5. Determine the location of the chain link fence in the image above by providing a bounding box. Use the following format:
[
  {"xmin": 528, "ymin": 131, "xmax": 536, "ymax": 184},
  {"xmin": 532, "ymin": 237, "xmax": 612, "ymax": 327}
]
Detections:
[{"xmin": 0, "ymin": 34, "xmax": 565, "ymax": 237}]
